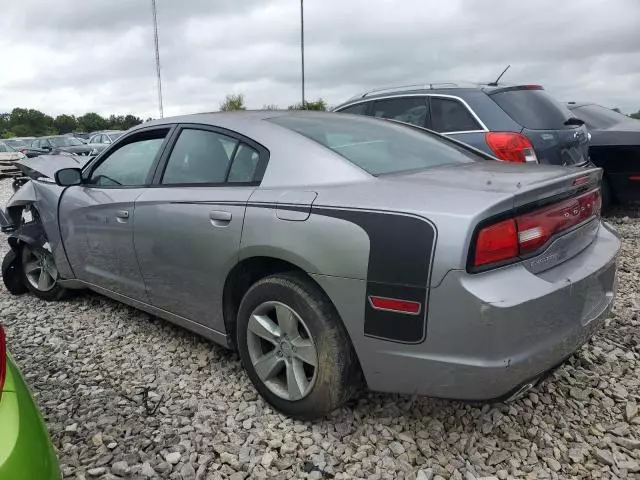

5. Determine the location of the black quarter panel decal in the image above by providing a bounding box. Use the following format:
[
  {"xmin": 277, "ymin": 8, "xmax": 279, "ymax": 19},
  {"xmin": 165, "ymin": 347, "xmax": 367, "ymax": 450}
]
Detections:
[
  {"xmin": 204, "ymin": 201, "xmax": 436, "ymax": 344},
  {"xmin": 312, "ymin": 207, "xmax": 436, "ymax": 344}
]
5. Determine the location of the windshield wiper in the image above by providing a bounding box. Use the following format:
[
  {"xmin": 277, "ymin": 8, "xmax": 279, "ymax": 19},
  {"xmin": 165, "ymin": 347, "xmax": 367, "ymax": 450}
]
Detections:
[{"xmin": 564, "ymin": 117, "xmax": 585, "ymax": 126}]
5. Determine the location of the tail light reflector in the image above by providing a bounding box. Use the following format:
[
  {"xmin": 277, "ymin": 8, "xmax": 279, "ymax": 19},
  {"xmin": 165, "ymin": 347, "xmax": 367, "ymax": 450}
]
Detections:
[
  {"xmin": 368, "ymin": 296, "xmax": 421, "ymax": 315},
  {"xmin": 0, "ymin": 325, "xmax": 6, "ymax": 396},
  {"xmin": 473, "ymin": 188, "xmax": 601, "ymax": 269},
  {"xmin": 485, "ymin": 132, "xmax": 538, "ymax": 164}
]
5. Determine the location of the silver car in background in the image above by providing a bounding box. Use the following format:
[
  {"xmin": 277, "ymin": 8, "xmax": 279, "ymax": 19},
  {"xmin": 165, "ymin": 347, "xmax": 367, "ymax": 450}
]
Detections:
[{"xmin": 0, "ymin": 111, "xmax": 619, "ymax": 419}]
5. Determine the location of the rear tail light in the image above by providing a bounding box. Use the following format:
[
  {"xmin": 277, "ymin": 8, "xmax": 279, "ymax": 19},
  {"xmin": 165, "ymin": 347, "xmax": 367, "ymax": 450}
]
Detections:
[
  {"xmin": 472, "ymin": 188, "xmax": 601, "ymax": 269},
  {"xmin": 0, "ymin": 324, "xmax": 6, "ymax": 396},
  {"xmin": 485, "ymin": 132, "xmax": 538, "ymax": 164}
]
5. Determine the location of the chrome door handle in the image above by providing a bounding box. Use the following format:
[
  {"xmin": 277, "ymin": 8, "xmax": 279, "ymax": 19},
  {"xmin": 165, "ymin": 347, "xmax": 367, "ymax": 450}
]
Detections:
[
  {"xmin": 209, "ymin": 210, "xmax": 232, "ymax": 227},
  {"xmin": 116, "ymin": 210, "xmax": 129, "ymax": 222}
]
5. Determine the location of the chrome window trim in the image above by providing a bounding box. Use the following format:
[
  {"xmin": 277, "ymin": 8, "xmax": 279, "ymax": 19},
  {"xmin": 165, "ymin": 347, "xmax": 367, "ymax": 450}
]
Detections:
[{"xmin": 335, "ymin": 93, "xmax": 490, "ymax": 133}]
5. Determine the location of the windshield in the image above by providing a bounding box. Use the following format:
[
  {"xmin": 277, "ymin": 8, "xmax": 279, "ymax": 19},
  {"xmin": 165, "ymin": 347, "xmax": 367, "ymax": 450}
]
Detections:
[
  {"xmin": 0, "ymin": 142, "xmax": 13, "ymax": 153},
  {"xmin": 51, "ymin": 136, "xmax": 84, "ymax": 147},
  {"xmin": 268, "ymin": 114, "xmax": 479, "ymax": 175},
  {"xmin": 571, "ymin": 104, "xmax": 634, "ymax": 130}
]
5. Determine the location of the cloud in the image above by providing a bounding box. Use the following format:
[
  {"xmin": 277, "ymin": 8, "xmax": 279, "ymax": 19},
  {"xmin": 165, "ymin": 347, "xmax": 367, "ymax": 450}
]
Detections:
[{"xmin": 0, "ymin": 0, "xmax": 639, "ymax": 118}]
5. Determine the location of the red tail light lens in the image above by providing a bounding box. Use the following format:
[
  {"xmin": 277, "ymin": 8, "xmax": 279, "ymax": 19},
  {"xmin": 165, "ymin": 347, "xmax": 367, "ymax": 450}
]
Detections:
[
  {"xmin": 485, "ymin": 132, "xmax": 538, "ymax": 164},
  {"xmin": 473, "ymin": 188, "xmax": 601, "ymax": 269},
  {"xmin": 474, "ymin": 218, "xmax": 518, "ymax": 266},
  {"xmin": 0, "ymin": 324, "xmax": 6, "ymax": 395}
]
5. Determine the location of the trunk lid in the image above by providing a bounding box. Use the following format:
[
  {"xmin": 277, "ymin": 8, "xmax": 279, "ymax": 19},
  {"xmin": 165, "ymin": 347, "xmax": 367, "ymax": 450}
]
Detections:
[{"xmin": 389, "ymin": 161, "xmax": 603, "ymax": 274}]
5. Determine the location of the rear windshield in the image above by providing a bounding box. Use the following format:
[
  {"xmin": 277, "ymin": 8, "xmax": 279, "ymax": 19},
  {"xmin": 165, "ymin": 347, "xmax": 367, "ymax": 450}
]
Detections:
[
  {"xmin": 268, "ymin": 114, "xmax": 479, "ymax": 175},
  {"xmin": 570, "ymin": 104, "xmax": 633, "ymax": 130},
  {"xmin": 490, "ymin": 88, "xmax": 573, "ymax": 130}
]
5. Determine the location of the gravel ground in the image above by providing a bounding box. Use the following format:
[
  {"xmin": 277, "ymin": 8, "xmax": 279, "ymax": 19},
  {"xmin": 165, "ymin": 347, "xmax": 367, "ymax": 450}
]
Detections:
[{"xmin": 1, "ymin": 178, "xmax": 639, "ymax": 480}]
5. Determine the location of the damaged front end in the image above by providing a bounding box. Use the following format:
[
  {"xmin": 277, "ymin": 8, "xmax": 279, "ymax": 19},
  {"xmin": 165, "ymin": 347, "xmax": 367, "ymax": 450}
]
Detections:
[{"xmin": 1, "ymin": 156, "xmax": 80, "ymax": 291}]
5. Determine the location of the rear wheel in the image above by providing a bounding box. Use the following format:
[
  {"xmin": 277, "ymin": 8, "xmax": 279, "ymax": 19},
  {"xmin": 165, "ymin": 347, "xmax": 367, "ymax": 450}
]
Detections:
[
  {"xmin": 20, "ymin": 243, "xmax": 70, "ymax": 301},
  {"xmin": 236, "ymin": 272, "xmax": 360, "ymax": 420}
]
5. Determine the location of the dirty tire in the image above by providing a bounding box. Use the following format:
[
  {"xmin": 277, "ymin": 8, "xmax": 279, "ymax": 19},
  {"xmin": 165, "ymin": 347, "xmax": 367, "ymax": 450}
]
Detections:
[
  {"xmin": 19, "ymin": 243, "xmax": 71, "ymax": 302},
  {"xmin": 2, "ymin": 249, "xmax": 28, "ymax": 295},
  {"xmin": 601, "ymin": 176, "xmax": 614, "ymax": 212},
  {"xmin": 237, "ymin": 272, "xmax": 360, "ymax": 420}
]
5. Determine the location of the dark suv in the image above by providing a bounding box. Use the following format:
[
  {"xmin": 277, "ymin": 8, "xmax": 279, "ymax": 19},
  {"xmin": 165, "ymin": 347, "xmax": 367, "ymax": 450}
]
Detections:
[{"xmin": 334, "ymin": 82, "xmax": 591, "ymax": 167}]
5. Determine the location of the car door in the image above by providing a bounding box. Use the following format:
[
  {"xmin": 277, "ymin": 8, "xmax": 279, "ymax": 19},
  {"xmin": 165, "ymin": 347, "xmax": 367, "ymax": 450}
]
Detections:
[
  {"xmin": 58, "ymin": 126, "xmax": 174, "ymax": 299},
  {"xmin": 133, "ymin": 124, "xmax": 268, "ymax": 332}
]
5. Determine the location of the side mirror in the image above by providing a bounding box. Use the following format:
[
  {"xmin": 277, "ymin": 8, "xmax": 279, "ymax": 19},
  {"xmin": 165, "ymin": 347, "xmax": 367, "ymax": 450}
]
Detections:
[{"xmin": 55, "ymin": 168, "xmax": 83, "ymax": 186}]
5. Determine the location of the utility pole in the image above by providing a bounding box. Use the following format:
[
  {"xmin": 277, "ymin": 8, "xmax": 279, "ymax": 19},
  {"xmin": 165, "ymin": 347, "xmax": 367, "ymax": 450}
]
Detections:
[
  {"xmin": 300, "ymin": 0, "xmax": 305, "ymax": 107},
  {"xmin": 151, "ymin": 0, "xmax": 164, "ymax": 118}
]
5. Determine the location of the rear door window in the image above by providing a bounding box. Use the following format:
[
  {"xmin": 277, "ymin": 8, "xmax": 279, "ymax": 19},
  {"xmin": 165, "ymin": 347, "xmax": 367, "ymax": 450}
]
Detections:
[
  {"xmin": 430, "ymin": 97, "xmax": 481, "ymax": 133},
  {"xmin": 371, "ymin": 97, "xmax": 428, "ymax": 127},
  {"xmin": 490, "ymin": 88, "xmax": 573, "ymax": 130},
  {"xmin": 162, "ymin": 129, "xmax": 238, "ymax": 185},
  {"xmin": 338, "ymin": 103, "xmax": 369, "ymax": 116}
]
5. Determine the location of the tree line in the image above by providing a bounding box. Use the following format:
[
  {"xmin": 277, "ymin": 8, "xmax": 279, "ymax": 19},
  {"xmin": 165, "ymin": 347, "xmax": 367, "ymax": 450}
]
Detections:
[
  {"xmin": 219, "ymin": 94, "xmax": 328, "ymax": 112},
  {"xmin": 0, "ymin": 109, "xmax": 146, "ymax": 138}
]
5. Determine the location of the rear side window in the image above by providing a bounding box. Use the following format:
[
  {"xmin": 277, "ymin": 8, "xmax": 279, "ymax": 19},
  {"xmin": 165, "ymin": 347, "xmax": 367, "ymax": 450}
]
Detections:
[
  {"xmin": 268, "ymin": 114, "xmax": 479, "ymax": 176},
  {"xmin": 338, "ymin": 103, "xmax": 369, "ymax": 115},
  {"xmin": 430, "ymin": 97, "xmax": 481, "ymax": 133},
  {"xmin": 490, "ymin": 88, "xmax": 573, "ymax": 130},
  {"xmin": 371, "ymin": 97, "xmax": 428, "ymax": 127}
]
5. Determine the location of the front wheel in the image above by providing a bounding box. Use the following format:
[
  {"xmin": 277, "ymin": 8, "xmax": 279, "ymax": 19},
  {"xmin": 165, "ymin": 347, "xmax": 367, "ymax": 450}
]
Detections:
[
  {"xmin": 20, "ymin": 243, "xmax": 70, "ymax": 301},
  {"xmin": 236, "ymin": 272, "xmax": 360, "ymax": 420}
]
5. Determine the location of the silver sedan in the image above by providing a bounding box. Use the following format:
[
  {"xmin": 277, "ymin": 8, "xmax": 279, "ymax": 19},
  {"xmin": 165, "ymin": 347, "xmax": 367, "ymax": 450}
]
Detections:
[{"xmin": 1, "ymin": 111, "xmax": 619, "ymax": 419}]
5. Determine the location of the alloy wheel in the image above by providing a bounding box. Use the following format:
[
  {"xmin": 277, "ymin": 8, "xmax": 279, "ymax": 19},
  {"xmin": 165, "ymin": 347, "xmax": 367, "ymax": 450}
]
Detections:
[
  {"xmin": 246, "ymin": 301, "xmax": 318, "ymax": 401},
  {"xmin": 21, "ymin": 245, "xmax": 58, "ymax": 292}
]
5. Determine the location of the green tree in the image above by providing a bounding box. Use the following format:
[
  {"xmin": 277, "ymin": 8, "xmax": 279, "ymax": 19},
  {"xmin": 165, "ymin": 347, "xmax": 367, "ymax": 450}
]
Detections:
[
  {"xmin": 220, "ymin": 94, "xmax": 246, "ymax": 111},
  {"xmin": 9, "ymin": 108, "xmax": 55, "ymax": 136},
  {"xmin": 54, "ymin": 114, "xmax": 78, "ymax": 134},
  {"xmin": 77, "ymin": 112, "xmax": 109, "ymax": 132},
  {"xmin": 630, "ymin": 110, "xmax": 640, "ymax": 120},
  {"xmin": 287, "ymin": 98, "xmax": 327, "ymax": 111},
  {"xmin": 121, "ymin": 114, "xmax": 143, "ymax": 129},
  {"xmin": 10, "ymin": 124, "xmax": 33, "ymax": 137}
]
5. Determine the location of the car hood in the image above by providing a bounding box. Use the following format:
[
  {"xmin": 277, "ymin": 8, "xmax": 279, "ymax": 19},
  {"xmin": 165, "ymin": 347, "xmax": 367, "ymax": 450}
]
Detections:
[
  {"xmin": 0, "ymin": 152, "xmax": 25, "ymax": 161},
  {"xmin": 16, "ymin": 155, "xmax": 91, "ymax": 179},
  {"xmin": 56, "ymin": 145, "xmax": 92, "ymax": 154}
]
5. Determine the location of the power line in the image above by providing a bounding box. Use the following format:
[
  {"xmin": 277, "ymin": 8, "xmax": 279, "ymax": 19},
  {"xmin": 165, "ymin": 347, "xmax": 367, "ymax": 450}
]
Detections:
[{"xmin": 151, "ymin": 0, "xmax": 164, "ymax": 118}]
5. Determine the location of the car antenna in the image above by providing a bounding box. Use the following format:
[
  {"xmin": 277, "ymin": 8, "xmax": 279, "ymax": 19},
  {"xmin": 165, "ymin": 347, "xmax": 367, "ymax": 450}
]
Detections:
[{"xmin": 487, "ymin": 65, "xmax": 510, "ymax": 87}]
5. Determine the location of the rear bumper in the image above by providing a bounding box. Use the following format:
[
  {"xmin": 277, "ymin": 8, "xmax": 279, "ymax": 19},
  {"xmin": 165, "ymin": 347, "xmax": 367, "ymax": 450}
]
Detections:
[
  {"xmin": 0, "ymin": 357, "xmax": 60, "ymax": 480},
  {"xmin": 325, "ymin": 221, "xmax": 620, "ymax": 400}
]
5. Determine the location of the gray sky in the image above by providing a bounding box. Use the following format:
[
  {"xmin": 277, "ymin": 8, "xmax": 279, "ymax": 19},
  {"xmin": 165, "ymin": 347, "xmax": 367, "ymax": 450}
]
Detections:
[{"xmin": 1, "ymin": 0, "xmax": 639, "ymax": 118}]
